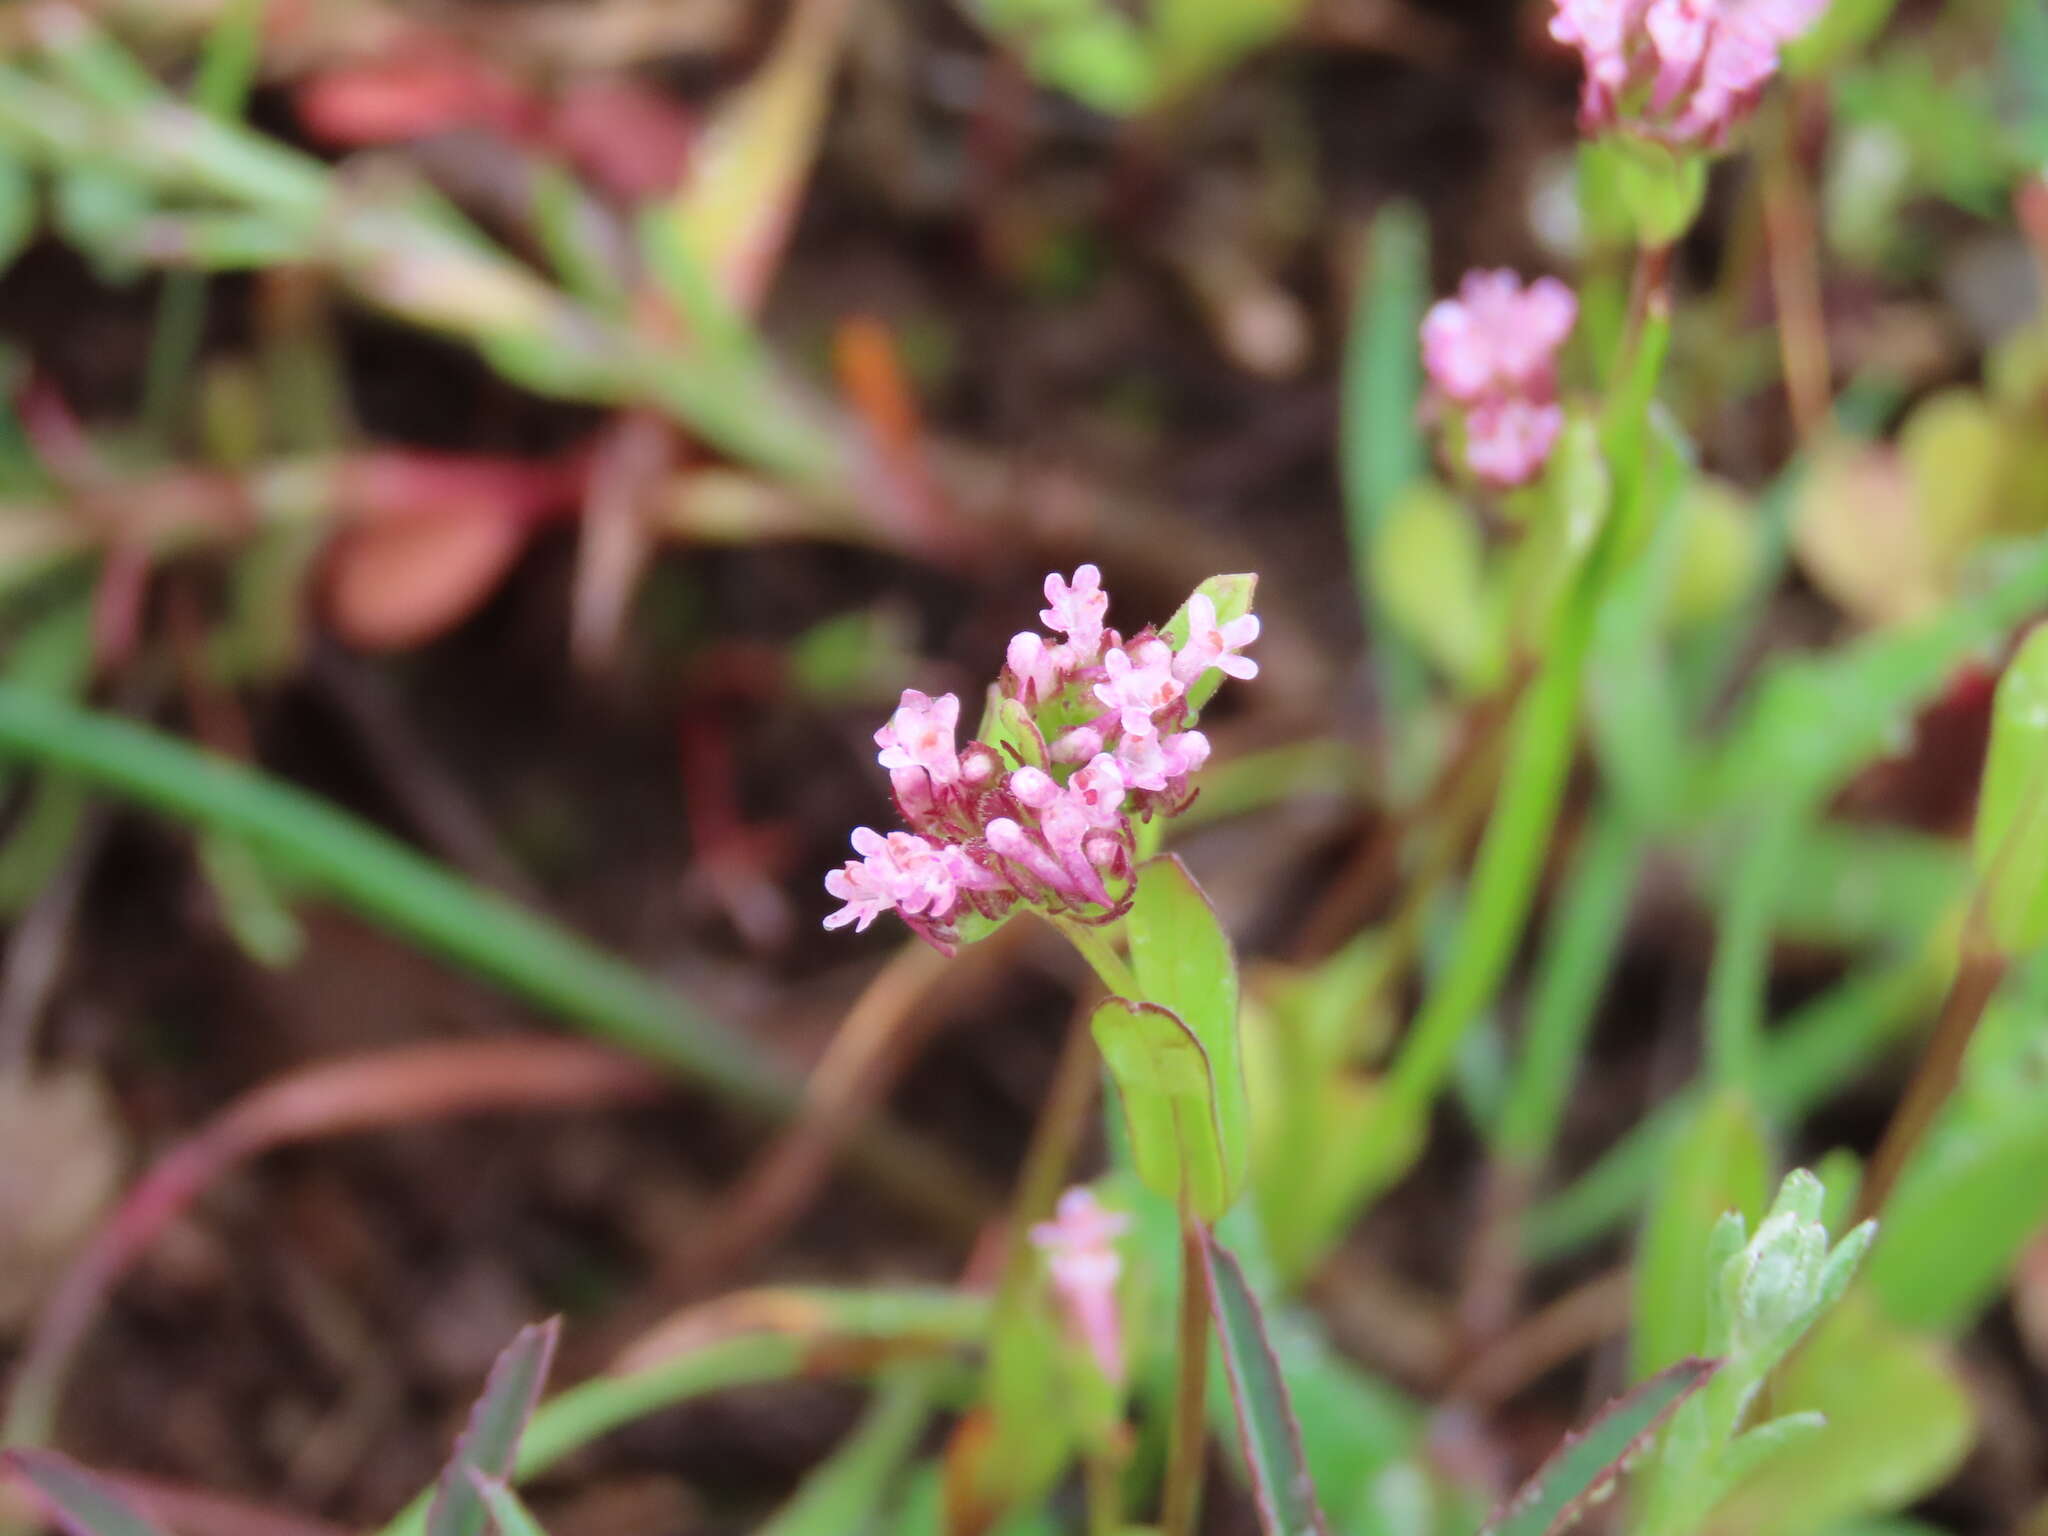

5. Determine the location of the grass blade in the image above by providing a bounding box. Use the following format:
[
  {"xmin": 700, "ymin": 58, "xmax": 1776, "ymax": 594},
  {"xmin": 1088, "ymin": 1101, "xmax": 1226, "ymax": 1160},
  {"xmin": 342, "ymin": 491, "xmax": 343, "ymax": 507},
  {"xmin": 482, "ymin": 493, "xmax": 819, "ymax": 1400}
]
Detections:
[
  {"xmin": 2, "ymin": 1451, "xmax": 173, "ymax": 1536},
  {"xmin": 427, "ymin": 1320, "xmax": 561, "ymax": 1536},
  {"xmin": 1480, "ymin": 1358, "xmax": 1719, "ymax": 1536}
]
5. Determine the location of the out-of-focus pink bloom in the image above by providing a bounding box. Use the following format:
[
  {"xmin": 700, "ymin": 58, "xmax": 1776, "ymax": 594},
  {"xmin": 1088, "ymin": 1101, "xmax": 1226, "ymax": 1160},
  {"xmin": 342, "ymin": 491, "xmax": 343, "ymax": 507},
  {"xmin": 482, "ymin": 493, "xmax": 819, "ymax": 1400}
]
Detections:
[
  {"xmin": 1421, "ymin": 272, "xmax": 1579, "ymax": 406},
  {"xmin": 1031, "ymin": 1187, "xmax": 1129, "ymax": 1386},
  {"xmin": 1551, "ymin": 0, "xmax": 1829, "ymax": 148},
  {"xmin": 1041, "ymin": 565, "xmax": 1109, "ymax": 661},
  {"xmin": 1170, "ymin": 593, "xmax": 1262, "ymax": 686},
  {"xmin": 824, "ymin": 827, "xmax": 959, "ymax": 931},
  {"xmin": 1421, "ymin": 269, "xmax": 1577, "ymax": 489},
  {"xmin": 875, "ymin": 689, "xmax": 961, "ymax": 787},
  {"xmin": 1095, "ymin": 644, "xmax": 1185, "ymax": 738},
  {"xmin": 1465, "ymin": 398, "xmax": 1568, "ymax": 489}
]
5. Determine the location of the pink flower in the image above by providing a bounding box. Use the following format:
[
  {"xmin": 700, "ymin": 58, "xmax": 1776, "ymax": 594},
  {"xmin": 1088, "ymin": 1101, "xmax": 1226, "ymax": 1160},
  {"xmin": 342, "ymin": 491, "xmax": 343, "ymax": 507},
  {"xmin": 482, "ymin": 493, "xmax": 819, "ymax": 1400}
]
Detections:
[
  {"xmin": 1465, "ymin": 397, "xmax": 1567, "ymax": 488},
  {"xmin": 823, "ymin": 827, "xmax": 959, "ymax": 931},
  {"xmin": 1094, "ymin": 643, "xmax": 1184, "ymax": 738},
  {"xmin": 1051, "ymin": 725, "xmax": 1104, "ymax": 764},
  {"xmin": 875, "ymin": 689, "xmax": 961, "ymax": 788},
  {"xmin": 1008, "ymin": 765, "xmax": 1060, "ymax": 809},
  {"xmin": 1031, "ymin": 1187, "xmax": 1128, "ymax": 1386},
  {"xmin": 1421, "ymin": 271, "xmax": 1578, "ymax": 406},
  {"xmin": 1068, "ymin": 754, "xmax": 1127, "ymax": 828},
  {"xmin": 1171, "ymin": 593, "xmax": 1261, "ymax": 686},
  {"xmin": 1007, "ymin": 631, "xmax": 1063, "ymax": 703},
  {"xmin": 1551, "ymin": 0, "xmax": 1827, "ymax": 148},
  {"xmin": 1040, "ymin": 565, "xmax": 1108, "ymax": 662},
  {"xmin": 1114, "ymin": 728, "xmax": 1209, "ymax": 793}
]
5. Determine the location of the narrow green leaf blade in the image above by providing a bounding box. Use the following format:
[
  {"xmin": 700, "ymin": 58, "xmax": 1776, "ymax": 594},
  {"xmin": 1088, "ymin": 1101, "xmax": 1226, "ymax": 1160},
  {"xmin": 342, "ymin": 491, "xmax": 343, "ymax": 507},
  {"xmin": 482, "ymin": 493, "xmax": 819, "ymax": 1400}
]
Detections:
[
  {"xmin": 427, "ymin": 1319, "xmax": 562, "ymax": 1536},
  {"xmin": 1124, "ymin": 855, "xmax": 1249, "ymax": 1210},
  {"xmin": 1480, "ymin": 1358, "xmax": 1720, "ymax": 1536},
  {"xmin": 1202, "ymin": 1233, "xmax": 1330, "ymax": 1536},
  {"xmin": 1091, "ymin": 997, "xmax": 1232, "ymax": 1218},
  {"xmin": 2, "ymin": 1452, "xmax": 173, "ymax": 1536}
]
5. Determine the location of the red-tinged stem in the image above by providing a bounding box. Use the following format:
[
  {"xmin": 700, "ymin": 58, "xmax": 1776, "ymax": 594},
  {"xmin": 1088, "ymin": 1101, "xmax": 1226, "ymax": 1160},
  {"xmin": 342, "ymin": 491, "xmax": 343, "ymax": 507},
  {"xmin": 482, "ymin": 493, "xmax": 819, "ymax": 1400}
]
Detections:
[
  {"xmin": 2, "ymin": 1040, "xmax": 659, "ymax": 1448},
  {"xmin": 1854, "ymin": 942, "xmax": 2009, "ymax": 1226},
  {"xmin": 1159, "ymin": 1210, "xmax": 1211, "ymax": 1536}
]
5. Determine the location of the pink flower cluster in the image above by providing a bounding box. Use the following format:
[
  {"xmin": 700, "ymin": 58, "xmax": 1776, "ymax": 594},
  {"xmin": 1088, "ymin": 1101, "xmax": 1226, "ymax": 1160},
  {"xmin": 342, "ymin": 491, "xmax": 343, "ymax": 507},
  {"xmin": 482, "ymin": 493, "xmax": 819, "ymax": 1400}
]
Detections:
[
  {"xmin": 824, "ymin": 567, "xmax": 1257, "ymax": 951},
  {"xmin": 1551, "ymin": 0, "xmax": 1829, "ymax": 149},
  {"xmin": 1031, "ymin": 1186, "xmax": 1128, "ymax": 1386},
  {"xmin": 1421, "ymin": 270, "xmax": 1578, "ymax": 488}
]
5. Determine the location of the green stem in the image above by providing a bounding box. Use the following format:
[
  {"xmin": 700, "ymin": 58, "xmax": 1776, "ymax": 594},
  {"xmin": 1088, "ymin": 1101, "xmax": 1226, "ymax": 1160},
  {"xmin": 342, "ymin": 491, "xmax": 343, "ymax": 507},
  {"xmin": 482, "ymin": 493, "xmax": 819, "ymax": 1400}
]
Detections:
[
  {"xmin": 1383, "ymin": 595, "xmax": 1596, "ymax": 1121},
  {"xmin": 1158, "ymin": 1210, "xmax": 1210, "ymax": 1536},
  {"xmin": 1085, "ymin": 1446, "xmax": 1124, "ymax": 1536},
  {"xmin": 1496, "ymin": 803, "xmax": 1641, "ymax": 1166},
  {"xmin": 1057, "ymin": 916, "xmax": 1140, "ymax": 1000},
  {"xmin": 1703, "ymin": 798, "xmax": 1805, "ymax": 1095}
]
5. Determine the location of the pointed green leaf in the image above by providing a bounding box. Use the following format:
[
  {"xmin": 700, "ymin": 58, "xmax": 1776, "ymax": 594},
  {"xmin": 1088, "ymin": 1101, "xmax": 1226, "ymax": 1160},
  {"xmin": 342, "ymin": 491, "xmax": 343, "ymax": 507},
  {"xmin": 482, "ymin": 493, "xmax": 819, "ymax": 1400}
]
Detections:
[
  {"xmin": 1124, "ymin": 855, "xmax": 1250, "ymax": 1210},
  {"xmin": 427, "ymin": 1319, "xmax": 561, "ymax": 1536},
  {"xmin": 1202, "ymin": 1232, "xmax": 1330, "ymax": 1536},
  {"xmin": 1091, "ymin": 997, "xmax": 1233, "ymax": 1219},
  {"xmin": 1, "ymin": 1453, "xmax": 173, "ymax": 1536},
  {"xmin": 1480, "ymin": 1358, "xmax": 1720, "ymax": 1536}
]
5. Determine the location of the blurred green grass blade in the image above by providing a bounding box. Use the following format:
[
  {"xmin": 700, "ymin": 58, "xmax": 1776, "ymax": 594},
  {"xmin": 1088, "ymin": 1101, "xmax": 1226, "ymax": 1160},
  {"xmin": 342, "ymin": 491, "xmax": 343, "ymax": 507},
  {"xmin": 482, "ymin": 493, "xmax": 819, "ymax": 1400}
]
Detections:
[
  {"xmin": 428, "ymin": 1321, "xmax": 560, "ymax": 1536},
  {"xmin": 1631, "ymin": 1091, "xmax": 1770, "ymax": 1379},
  {"xmin": 1202, "ymin": 1232, "xmax": 1330, "ymax": 1536},
  {"xmin": 0, "ymin": 1451, "xmax": 173, "ymax": 1536},
  {"xmin": 0, "ymin": 682, "xmax": 795, "ymax": 1113},
  {"xmin": 191, "ymin": 0, "xmax": 266, "ymax": 118},
  {"xmin": 1340, "ymin": 202, "xmax": 1430, "ymax": 766},
  {"xmin": 758, "ymin": 1367, "xmax": 938, "ymax": 1536},
  {"xmin": 1495, "ymin": 806, "xmax": 1640, "ymax": 1166},
  {"xmin": 1480, "ymin": 1358, "xmax": 1718, "ymax": 1536},
  {"xmin": 1703, "ymin": 797, "xmax": 1806, "ymax": 1094},
  {"xmin": 1523, "ymin": 954, "xmax": 1942, "ymax": 1262}
]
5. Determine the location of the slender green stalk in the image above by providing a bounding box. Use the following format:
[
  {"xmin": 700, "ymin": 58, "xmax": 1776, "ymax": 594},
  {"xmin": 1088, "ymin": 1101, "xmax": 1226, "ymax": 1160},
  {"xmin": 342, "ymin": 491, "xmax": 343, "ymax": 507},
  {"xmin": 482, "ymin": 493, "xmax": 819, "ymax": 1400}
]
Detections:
[
  {"xmin": 1382, "ymin": 593, "xmax": 1596, "ymax": 1122},
  {"xmin": 1496, "ymin": 804, "xmax": 1642, "ymax": 1166},
  {"xmin": 1703, "ymin": 798, "xmax": 1806, "ymax": 1094},
  {"xmin": 1058, "ymin": 916, "xmax": 1141, "ymax": 1000},
  {"xmin": 1085, "ymin": 1445, "xmax": 1125, "ymax": 1536},
  {"xmin": 1158, "ymin": 1211, "xmax": 1211, "ymax": 1536},
  {"xmin": 139, "ymin": 0, "xmax": 268, "ymax": 446}
]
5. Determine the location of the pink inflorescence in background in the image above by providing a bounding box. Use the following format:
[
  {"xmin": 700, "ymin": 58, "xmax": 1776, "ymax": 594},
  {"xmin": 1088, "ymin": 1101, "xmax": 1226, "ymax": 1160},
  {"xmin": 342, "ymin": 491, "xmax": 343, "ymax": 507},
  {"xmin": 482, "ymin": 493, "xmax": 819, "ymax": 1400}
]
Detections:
[
  {"xmin": 1031, "ymin": 1186, "xmax": 1130, "ymax": 1386},
  {"xmin": 824, "ymin": 567, "xmax": 1257, "ymax": 951},
  {"xmin": 1550, "ymin": 0, "xmax": 1830, "ymax": 148},
  {"xmin": 1421, "ymin": 270, "xmax": 1579, "ymax": 489}
]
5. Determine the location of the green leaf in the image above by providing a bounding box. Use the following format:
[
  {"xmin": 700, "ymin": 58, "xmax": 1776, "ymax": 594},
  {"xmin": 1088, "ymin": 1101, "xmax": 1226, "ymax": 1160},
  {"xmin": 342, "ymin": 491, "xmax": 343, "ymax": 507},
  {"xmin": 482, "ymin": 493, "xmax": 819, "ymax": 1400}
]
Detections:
[
  {"xmin": 1971, "ymin": 623, "xmax": 2048, "ymax": 952},
  {"xmin": 1124, "ymin": 855, "xmax": 1250, "ymax": 1208},
  {"xmin": 1092, "ymin": 997, "xmax": 1233, "ymax": 1219},
  {"xmin": 0, "ymin": 151, "xmax": 34, "ymax": 278},
  {"xmin": 1371, "ymin": 483, "xmax": 1502, "ymax": 693},
  {"xmin": 1202, "ymin": 1232, "xmax": 1330, "ymax": 1536},
  {"xmin": 1632, "ymin": 1091, "xmax": 1771, "ymax": 1378},
  {"xmin": 1705, "ymin": 1295, "xmax": 1973, "ymax": 1536},
  {"xmin": 1161, "ymin": 574, "xmax": 1258, "ymax": 720},
  {"xmin": 1, "ymin": 1451, "xmax": 174, "ymax": 1536},
  {"xmin": 427, "ymin": 1319, "xmax": 561, "ymax": 1536},
  {"xmin": 1480, "ymin": 1358, "xmax": 1720, "ymax": 1536}
]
